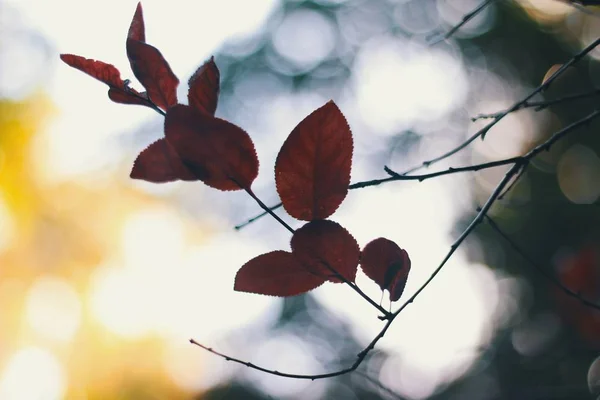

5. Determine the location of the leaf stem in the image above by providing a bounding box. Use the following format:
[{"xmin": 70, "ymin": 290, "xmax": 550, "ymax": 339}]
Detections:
[{"xmin": 244, "ymin": 188, "xmax": 295, "ymax": 234}]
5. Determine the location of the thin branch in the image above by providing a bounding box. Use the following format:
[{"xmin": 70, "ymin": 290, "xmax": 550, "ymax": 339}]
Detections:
[
  {"xmin": 236, "ymin": 157, "xmax": 523, "ymax": 229},
  {"xmin": 244, "ymin": 188, "xmax": 295, "ymax": 234},
  {"xmin": 397, "ymin": 36, "xmax": 600, "ymax": 175},
  {"xmin": 485, "ymin": 215, "xmax": 600, "ymax": 312},
  {"xmin": 235, "ymin": 37, "xmax": 600, "ymax": 230},
  {"xmin": 189, "ymin": 338, "xmax": 356, "ymax": 380},
  {"xmin": 235, "ymin": 203, "xmax": 283, "ymax": 230},
  {"xmin": 353, "ymin": 370, "xmax": 407, "ymax": 400},
  {"xmin": 471, "ymin": 88, "xmax": 600, "ymax": 120},
  {"xmin": 428, "ymin": 0, "xmax": 500, "ymax": 45},
  {"xmin": 191, "ymin": 108, "xmax": 600, "ymax": 379},
  {"xmin": 380, "ymin": 157, "xmax": 521, "ymax": 186},
  {"xmin": 497, "ymin": 162, "xmax": 527, "ymax": 200}
]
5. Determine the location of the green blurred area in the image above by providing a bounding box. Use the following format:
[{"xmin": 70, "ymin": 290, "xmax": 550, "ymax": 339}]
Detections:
[{"xmin": 2, "ymin": 0, "xmax": 600, "ymax": 399}]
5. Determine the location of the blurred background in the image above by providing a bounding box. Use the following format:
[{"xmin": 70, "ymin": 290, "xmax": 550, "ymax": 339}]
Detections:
[{"xmin": 1, "ymin": 0, "xmax": 599, "ymax": 398}]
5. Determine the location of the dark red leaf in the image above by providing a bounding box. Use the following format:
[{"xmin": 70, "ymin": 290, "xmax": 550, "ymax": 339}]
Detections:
[
  {"xmin": 108, "ymin": 86, "xmax": 154, "ymax": 107},
  {"xmin": 164, "ymin": 105, "xmax": 259, "ymax": 191},
  {"xmin": 360, "ymin": 238, "xmax": 411, "ymax": 302},
  {"xmin": 130, "ymin": 138, "xmax": 197, "ymax": 183},
  {"xmin": 188, "ymin": 57, "xmax": 220, "ymax": 116},
  {"xmin": 291, "ymin": 220, "xmax": 359, "ymax": 283},
  {"xmin": 275, "ymin": 101, "xmax": 353, "ymax": 221},
  {"xmin": 234, "ymin": 251, "xmax": 326, "ymax": 297},
  {"xmin": 60, "ymin": 54, "xmax": 123, "ymax": 88},
  {"xmin": 126, "ymin": 39, "xmax": 179, "ymax": 110},
  {"xmin": 128, "ymin": 2, "xmax": 145, "ymax": 43}
]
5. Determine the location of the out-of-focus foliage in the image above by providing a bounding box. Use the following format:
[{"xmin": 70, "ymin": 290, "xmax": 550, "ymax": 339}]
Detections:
[{"xmin": 2, "ymin": 0, "xmax": 600, "ymax": 399}]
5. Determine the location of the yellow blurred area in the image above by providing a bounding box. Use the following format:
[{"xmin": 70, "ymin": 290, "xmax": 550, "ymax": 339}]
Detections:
[{"xmin": 0, "ymin": 95, "xmax": 209, "ymax": 399}]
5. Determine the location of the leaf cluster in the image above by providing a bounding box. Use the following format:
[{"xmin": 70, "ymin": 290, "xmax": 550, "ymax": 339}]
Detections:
[{"xmin": 61, "ymin": 2, "xmax": 411, "ymax": 301}]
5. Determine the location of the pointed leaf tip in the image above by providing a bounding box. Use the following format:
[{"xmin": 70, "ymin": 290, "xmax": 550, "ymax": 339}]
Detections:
[
  {"xmin": 188, "ymin": 56, "xmax": 220, "ymax": 116},
  {"xmin": 128, "ymin": 2, "xmax": 146, "ymax": 43},
  {"xmin": 360, "ymin": 238, "xmax": 411, "ymax": 302},
  {"xmin": 275, "ymin": 101, "xmax": 353, "ymax": 221},
  {"xmin": 234, "ymin": 251, "xmax": 326, "ymax": 297}
]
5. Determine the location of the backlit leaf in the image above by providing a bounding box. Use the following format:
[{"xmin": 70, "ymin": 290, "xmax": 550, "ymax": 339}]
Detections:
[
  {"xmin": 108, "ymin": 87, "xmax": 153, "ymax": 107},
  {"xmin": 188, "ymin": 57, "xmax": 220, "ymax": 116},
  {"xmin": 275, "ymin": 101, "xmax": 353, "ymax": 221},
  {"xmin": 60, "ymin": 54, "xmax": 123, "ymax": 88},
  {"xmin": 164, "ymin": 104, "xmax": 259, "ymax": 191},
  {"xmin": 127, "ymin": 39, "xmax": 179, "ymax": 110},
  {"xmin": 360, "ymin": 238, "xmax": 411, "ymax": 302},
  {"xmin": 234, "ymin": 251, "xmax": 326, "ymax": 297},
  {"xmin": 130, "ymin": 138, "xmax": 196, "ymax": 183},
  {"xmin": 61, "ymin": 54, "xmax": 153, "ymax": 108},
  {"xmin": 291, "ymin": 220, "xmax": 359, "ymax": 283}
]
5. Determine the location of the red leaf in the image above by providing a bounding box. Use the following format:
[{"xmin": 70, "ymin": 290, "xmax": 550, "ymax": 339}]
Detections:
[
  {"xmin": 127, "ymin": 39, "xmax": 179, "ymax": 110},
  {"xmin": 291, "ymin": 220, "xmax": 359, "ymax": 283},
  {"xmin": 360, "ymin": 238, "xmax": 411, "ymax": 302},
  {"xmin": 188, "ymin": 57, "xmax": 220, "ymax": 116},
  {"xmin": 275, "ymin": 101, "xmax": 353, "ymax": 221},
  {"xmin": 234, "ymin": 251, "xmax": 326, "ymax": 297},
  {"xmin": 130, "ymin": 138, "xmax": 197, "ymax": 183},
  {"xmin": 108, "ymin": 85, "xmax": 154, "ymax": 107},
  {"xmin": 60, "ymin": 54, "xmax": 123, "ymax": 88},
  {"xmin": 128, "ymin": 2, "xmax": 145, "ymax": 43},
  {"xmin": 164, "ymin": 104, "xmax": 259, "ymax": 191}
]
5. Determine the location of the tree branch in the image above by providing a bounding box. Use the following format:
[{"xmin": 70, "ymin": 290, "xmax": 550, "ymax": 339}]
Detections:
[
  {"xmin": 396, "ymin": 36, "xmax": 600, "ymax": 176},
  {"xmin": 428, "ymin": 0, "xmax": 501, "ymax": 45},
  {"xmin": 193, "ymin": 107, "xmax": 600, "ymax": 380},
  {"xmin": 235, "ymin": 37, "xmax": 600, "ymax": 230},
  {"xmin": 471, "ymin": 88, "xmax": 600, "ymax": 121},
  {"xmin": 236, "ymin": 157, "xmax": 523, "ymax": 230}
]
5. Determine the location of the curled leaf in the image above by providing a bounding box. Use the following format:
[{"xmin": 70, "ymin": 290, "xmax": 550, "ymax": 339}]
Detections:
[
  {"xmin": 275, "ymin": 101, "xmax": 353, "ymax": 221},
  {"xmin": 234, "ymin": 251, "xmax": 326, "ymax": 297},
  {"xmin": 291, "ymin": 220, "xmax": 360, "ymax": 283},
  {"xmin": 360, "ymin": 238, "xmax": 411, "ymax": 302},
  {"xmin": 130, "ymin": 138, "xmax": 196, "ymax": 183},
  {"xmin": 188, "ymin": 57, "xmax": 220, "ymax": 116},
  {"xmin": 164, "ymin": 105, "xmax": 259, "ymax": 191},
  {"xmin": 127, "ymin": 39, "xmax": 179, "ymax": 110}
]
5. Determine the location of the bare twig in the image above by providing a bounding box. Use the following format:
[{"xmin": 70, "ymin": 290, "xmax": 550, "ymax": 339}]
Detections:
[
  {"xmin": 497, "ymin": 162, "xmax": 527, "ymax": 200},
  {"xmin": 471, "ymin": 88, "xmax": 600, "ymax": 120},
  {"xmin": 235, "ymin": 37, "xmax": 600, "ymax": 230},
  {"xmin": 235, "ymin": 157, "xmax": 523, "ymax": 230},
  {"xmin": 485, "ymin": 215, "xmax": 600, "ymax": 312},
  {"xmin": 396, "ymin": 36, "xmax": 600, "ymax": 176},
  {"xmin": 428, "ymin": 0, "xmax": 500, "ymax": 45},
  {"xmin": 244, "ymin": 188, "xmax": 295, "ymax": 234}
]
